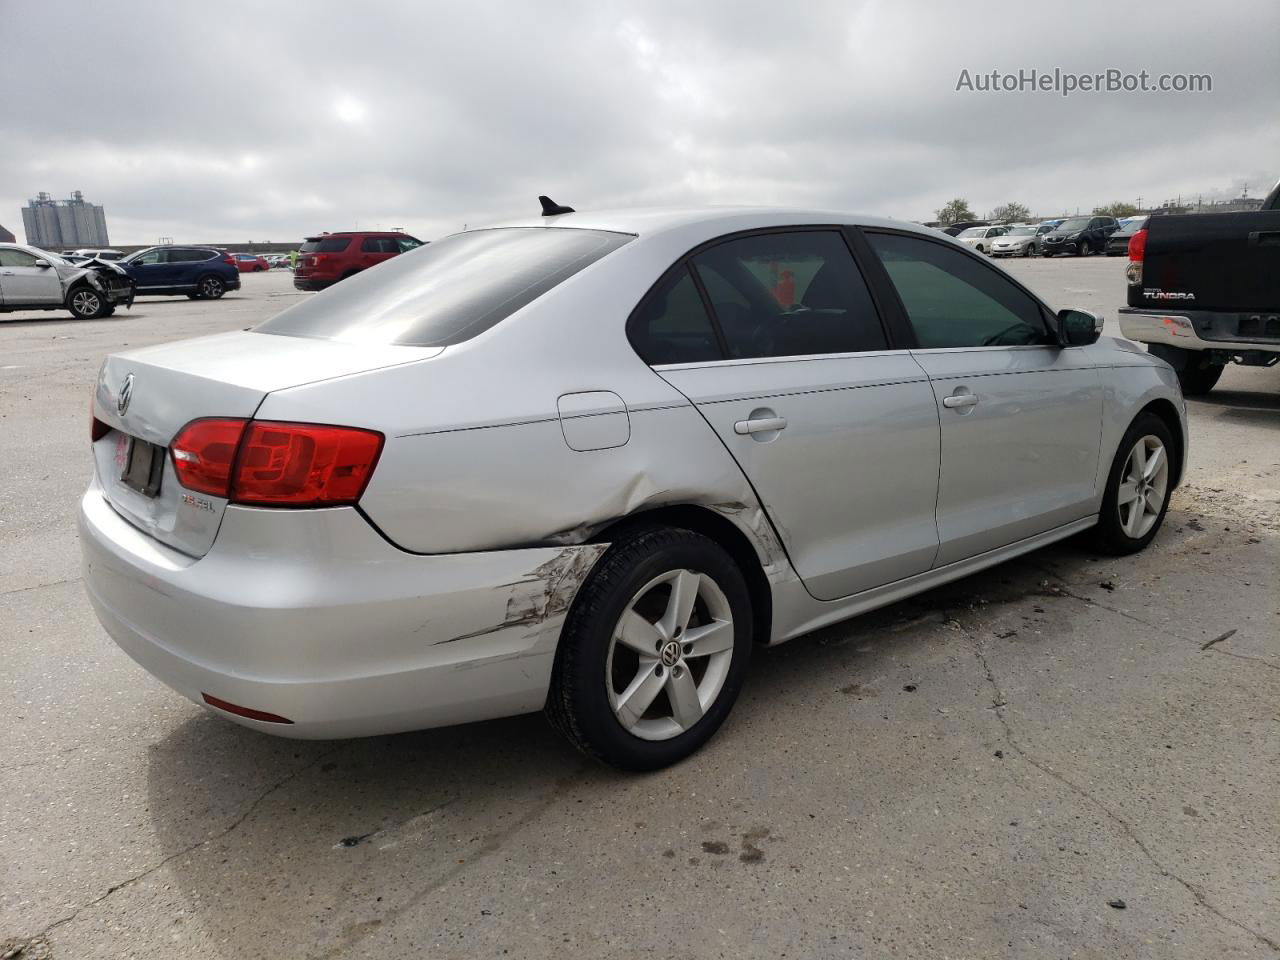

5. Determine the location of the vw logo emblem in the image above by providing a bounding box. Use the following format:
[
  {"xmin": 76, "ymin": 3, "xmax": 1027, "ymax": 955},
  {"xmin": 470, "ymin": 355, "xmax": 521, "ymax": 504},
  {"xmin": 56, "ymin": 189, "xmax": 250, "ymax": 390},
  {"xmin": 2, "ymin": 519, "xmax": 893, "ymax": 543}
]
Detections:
[
  {"xmin": 660, "ymin": 640, "xmax": 682, "ymax": 668},
  {"xmin": 117, "ymin": 374, "xmax": 134, "ymax": 416}
]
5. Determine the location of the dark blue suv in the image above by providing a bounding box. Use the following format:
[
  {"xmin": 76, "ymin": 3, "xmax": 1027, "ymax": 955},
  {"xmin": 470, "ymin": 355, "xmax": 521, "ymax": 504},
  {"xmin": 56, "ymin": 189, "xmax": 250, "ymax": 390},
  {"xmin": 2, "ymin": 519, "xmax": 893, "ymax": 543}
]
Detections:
[{"xmin": 120, "ymin": 246, "xmax": 241, "ymax": 300}]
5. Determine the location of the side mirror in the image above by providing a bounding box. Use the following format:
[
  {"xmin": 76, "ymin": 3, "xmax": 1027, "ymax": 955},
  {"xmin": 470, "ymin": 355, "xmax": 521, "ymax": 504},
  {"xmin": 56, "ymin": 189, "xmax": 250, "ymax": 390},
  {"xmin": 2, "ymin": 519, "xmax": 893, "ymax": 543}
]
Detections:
[
  {"xmin": 1059, "ymin": 309, "xmax": 1103, "ymax": 346},
  {"xmin": 33, "ymin": 259, "xmax": 51, "ymax": 268}
]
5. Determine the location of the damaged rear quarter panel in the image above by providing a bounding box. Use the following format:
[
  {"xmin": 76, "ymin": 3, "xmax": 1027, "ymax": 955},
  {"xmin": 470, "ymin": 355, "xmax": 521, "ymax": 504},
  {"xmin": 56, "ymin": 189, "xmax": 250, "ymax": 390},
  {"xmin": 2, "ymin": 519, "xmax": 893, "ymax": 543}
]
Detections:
[{"xmin": 359, "ymin": 403, "xmax": 788, "ymax": 573}]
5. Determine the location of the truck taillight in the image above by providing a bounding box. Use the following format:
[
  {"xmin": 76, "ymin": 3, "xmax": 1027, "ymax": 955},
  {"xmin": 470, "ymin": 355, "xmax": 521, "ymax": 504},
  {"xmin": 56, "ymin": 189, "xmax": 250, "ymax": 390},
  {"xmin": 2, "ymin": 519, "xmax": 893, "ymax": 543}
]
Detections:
[
  {"xmin": 170, "ymin": 418, "xmax": 383, "ymax": 506},
  {"xmin": 1127, "ymin": 228, "xmax": 1147, "ymax": 262}
]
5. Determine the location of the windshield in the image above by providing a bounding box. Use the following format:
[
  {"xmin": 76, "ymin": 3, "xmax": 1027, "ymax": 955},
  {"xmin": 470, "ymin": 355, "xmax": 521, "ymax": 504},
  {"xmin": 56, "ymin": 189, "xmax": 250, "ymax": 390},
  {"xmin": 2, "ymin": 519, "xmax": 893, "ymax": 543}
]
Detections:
[
  {"xmin": 257, "ymin": 227, "xmax": 633, "ymax": 347},
  {"xmin": 1057, "ymin": 218, "xmax": 1090, "ymax": 232},
  {"xmin": 1005, "ymin": 227, "xmax": 1035, "ymax": 236},
  {"xmin": 1117, "ymin": 219, "xmax": 1147, "ymax": 235},
  {"xmin": 957, "ymin": 227, "xmax": 986, "ymax": 238}
]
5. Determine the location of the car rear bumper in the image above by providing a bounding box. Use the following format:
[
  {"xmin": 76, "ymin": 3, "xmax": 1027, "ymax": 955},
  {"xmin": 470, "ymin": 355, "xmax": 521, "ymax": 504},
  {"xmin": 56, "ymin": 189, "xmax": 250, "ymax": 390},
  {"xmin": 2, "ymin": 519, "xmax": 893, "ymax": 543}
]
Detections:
[
  {"xmin": 79, "ymin": 481, "xmax": 606, "ymax": 739},
  {"xmin": 1119, "ymin": 308, "xmax": 1280, "ymax": 354},
  {"xmin": 292, "ymin": 276, "xmax": 336, "ymax": 291}
]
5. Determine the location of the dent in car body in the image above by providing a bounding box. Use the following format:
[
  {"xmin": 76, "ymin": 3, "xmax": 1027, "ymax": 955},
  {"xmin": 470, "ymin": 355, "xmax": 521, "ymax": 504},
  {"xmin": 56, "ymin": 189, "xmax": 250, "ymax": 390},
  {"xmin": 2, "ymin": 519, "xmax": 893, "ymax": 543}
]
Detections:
[{"xmin": 441, "ymin": 543, "xmax": 609, "ymax": 644}]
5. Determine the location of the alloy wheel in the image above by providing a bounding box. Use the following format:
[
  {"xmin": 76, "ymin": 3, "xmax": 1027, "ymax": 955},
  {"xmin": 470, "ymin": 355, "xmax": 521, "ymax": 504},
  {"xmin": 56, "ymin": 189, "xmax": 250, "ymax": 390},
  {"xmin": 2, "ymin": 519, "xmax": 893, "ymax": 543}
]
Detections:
[
  {"xmin": 72, "ymin": 290, "xmax": 101, "ymax": 317},
  {"xmin": 1117, "ymin": 434, "xmax": 1169, "ymax": 539},
  {"xmin": 201, "ymin": 277, "xmax": 224, "ymax": 298},
  {"xmin": 606, "ymin": 568, "xmax": 734, "ymax": 741}
]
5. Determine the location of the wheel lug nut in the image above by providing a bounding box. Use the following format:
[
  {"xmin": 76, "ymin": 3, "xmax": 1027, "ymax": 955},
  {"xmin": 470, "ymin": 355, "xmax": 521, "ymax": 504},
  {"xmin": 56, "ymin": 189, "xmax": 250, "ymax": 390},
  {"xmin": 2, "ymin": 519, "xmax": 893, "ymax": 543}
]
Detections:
[
  {"xmin": 673, "ymin": 626, "xmax": 683, "ymax": 638},
  {"xmin": 655, "ymin": 665, "xmax": 664, "ymax": 677},
  {"xmin": 655, "ymin": 639, "xmax": 664, "ymax": 652},
  {"xmin": 682, "ymin": 643, "xmax": 692, "ymax": 656}
]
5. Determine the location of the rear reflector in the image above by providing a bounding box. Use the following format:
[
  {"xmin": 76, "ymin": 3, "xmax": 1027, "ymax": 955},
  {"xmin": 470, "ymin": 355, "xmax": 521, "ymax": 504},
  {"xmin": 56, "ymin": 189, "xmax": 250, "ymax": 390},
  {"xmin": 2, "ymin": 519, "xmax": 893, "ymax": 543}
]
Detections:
[
  {"xmin": 202, "ymin": 693, "xmax": 294, "ymax": 724},
  {"xmin": 170, "ymin": 417, "xmax": 383, "ymax": 506}
]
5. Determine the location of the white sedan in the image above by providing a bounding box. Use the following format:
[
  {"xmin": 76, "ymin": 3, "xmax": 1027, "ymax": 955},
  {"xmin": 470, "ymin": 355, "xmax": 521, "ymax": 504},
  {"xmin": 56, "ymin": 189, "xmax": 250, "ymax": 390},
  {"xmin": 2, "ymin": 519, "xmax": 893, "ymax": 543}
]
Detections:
[
  {"xmin": 82, "ymin": 203, "xmax": 1186, "ymax": 769},
  {"xmin": 954, "ymin": 225, "xmax": 1008, "ymax": 255}
]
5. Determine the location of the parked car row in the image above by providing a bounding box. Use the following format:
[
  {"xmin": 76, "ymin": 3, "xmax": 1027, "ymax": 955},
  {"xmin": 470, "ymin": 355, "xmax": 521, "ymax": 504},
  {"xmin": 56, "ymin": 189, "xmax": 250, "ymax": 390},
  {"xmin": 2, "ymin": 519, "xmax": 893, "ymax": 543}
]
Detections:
[{"xmin": 942, "ymin": 215, "xmax": 1144, "ymax": 258}]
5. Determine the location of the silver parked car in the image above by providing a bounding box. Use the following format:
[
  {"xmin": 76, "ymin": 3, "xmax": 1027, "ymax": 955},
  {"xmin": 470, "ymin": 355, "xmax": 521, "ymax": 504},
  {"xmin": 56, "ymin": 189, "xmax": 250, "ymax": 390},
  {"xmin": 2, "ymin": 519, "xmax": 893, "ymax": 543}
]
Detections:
[
  {"xmin": 82, "ymin": 205, "xmax": 1187, "ymax": 769},
  {"xmin": 0, "ymin": 243, "xmax": 135, "ymax": 319},
  {"xmin": 990, "ymin": 224, "xmax": 1053, "ymax": 258}
]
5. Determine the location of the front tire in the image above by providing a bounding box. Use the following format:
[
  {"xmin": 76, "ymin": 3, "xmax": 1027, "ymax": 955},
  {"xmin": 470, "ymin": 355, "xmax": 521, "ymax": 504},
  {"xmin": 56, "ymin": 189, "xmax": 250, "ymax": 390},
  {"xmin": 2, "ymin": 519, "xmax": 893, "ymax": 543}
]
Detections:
[
  {"xmin": 67, "ymin": 285, "xmax": 109, "ymax": 319},
  {"xmin": 1076, "ymin": 240, "xmax": 1090, "ymax": 256},
  {"xmin": 547, "ymin": 526, "xmax": 753, "ymax": 770},
  {"xmin": 1093, "ymin": 413, "xmax": 1175, "ymax": 555}
]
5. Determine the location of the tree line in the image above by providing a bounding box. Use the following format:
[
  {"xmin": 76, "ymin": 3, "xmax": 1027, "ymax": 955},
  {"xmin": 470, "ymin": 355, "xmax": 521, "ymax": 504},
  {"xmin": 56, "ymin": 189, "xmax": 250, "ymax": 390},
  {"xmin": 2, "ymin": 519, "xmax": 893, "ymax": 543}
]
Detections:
[{"xmin": 934, "ymin": 198, "xmax": 1140, "ymax": 225}]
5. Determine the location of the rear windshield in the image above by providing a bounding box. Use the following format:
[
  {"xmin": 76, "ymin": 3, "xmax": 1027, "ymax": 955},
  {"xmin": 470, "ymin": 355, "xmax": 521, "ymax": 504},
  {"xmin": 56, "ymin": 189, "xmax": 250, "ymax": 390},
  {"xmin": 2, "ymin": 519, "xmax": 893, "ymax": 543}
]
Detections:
[
  {"xmin": 301, "ymin": 236, "xmax": 352, "ymax": 253},
  {"xmin": 257, "ymin": 227, "xmax": 633, "ymax": 347}
]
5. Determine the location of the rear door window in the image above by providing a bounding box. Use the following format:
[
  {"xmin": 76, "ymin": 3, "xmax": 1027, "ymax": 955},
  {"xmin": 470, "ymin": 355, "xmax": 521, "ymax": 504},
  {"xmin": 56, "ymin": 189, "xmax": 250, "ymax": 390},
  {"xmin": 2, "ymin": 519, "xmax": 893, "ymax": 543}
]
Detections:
[
  {"xmin": 690, "ymin": 230, "xmax": 888, "ymax": 359},
  {"xmin": 258, "ymin": 227, "xmax": 632, "ymax": 347},
  {"xmin": 866, "ymin": 232, "xmax": 1050, "ymax": 348},
  {"xmin": 301, "ymin": 236, "xmax": 352, "ymax": 253}
]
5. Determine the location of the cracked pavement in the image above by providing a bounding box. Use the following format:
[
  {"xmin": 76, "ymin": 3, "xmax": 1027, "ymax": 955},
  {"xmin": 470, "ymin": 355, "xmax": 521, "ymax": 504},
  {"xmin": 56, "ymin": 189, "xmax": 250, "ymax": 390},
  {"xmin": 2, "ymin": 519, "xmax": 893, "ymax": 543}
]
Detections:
[{"xmin": 2, "ymin": 262, "xmax": 1278, "ymax": 958}]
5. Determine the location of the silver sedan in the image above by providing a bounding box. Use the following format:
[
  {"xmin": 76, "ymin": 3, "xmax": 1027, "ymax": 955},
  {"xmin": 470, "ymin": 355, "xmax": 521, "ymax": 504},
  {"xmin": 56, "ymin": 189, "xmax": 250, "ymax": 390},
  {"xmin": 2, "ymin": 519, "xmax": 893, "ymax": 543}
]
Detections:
[{"xmin": 81, "ymin": 205, "xmax": 1187, "ymax": 769}]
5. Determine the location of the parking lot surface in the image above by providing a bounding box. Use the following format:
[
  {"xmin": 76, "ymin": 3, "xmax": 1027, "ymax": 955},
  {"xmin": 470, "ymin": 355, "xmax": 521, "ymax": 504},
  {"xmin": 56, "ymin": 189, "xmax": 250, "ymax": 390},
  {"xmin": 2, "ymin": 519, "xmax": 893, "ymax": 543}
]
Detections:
[{"xmin": 2, "ymin": 262, "xmax": 1277, "ymax": 959}]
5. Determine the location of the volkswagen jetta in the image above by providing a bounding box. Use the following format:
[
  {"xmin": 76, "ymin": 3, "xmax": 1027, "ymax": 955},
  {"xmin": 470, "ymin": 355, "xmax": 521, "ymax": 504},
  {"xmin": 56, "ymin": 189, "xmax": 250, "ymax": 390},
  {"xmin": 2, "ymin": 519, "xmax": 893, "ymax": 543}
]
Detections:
[{"xmin": 81, "ymin": 205, "xmax": 1187, "ymax": 769}]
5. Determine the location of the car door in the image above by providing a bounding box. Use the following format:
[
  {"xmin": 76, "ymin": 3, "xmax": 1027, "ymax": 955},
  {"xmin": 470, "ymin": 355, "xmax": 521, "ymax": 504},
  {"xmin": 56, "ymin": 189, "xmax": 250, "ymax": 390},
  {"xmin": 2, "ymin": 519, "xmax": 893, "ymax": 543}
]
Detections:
[
  {"xmin": 862, "ymin": 230, "xmax": 1103, "ymax": 566},
  {"xmin": 164, "ymin": 248, "xmax": 199, "ymax": 286},
  {"xmin": 126, "ymin": 247, "xmax": 172, "ymax": 291},
  {"xmin": 634, "ymin": 228, "xmax": 942, "ymax": 601},
  {"xmin": 0, "ymin": 248, "xmax": 64, "ymax": 304},
  {"xmin": 359, "ymin": 236, "xmax": 397, "ymax": 269}
]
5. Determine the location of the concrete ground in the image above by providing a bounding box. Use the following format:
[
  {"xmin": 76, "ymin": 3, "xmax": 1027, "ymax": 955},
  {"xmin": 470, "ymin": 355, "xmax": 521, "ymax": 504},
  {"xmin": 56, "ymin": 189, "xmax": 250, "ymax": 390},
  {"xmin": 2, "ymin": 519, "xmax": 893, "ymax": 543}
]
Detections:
[{"xmin": 1, "ymin": 261, "xmax": 1277, "ymax": 959}]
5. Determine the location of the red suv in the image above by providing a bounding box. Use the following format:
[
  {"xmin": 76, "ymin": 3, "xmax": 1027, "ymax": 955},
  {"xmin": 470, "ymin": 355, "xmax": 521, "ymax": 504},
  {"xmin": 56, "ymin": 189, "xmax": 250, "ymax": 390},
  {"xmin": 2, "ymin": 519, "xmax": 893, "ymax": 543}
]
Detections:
[{"xmin": 293, "ymin": 231, "xmax": 424, "ymax": 291}]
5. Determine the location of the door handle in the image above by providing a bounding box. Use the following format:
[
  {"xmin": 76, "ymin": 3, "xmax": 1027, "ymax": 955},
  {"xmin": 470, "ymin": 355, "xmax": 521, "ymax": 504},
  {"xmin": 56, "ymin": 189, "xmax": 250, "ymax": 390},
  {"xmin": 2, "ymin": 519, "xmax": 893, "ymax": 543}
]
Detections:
[
  {"xmin": 734, "ymin": 416, "xmax": 788, "ymax": 435},
  {"xmin": 942, "ymin": 392, "xmax": 979, "ymax": 409}
]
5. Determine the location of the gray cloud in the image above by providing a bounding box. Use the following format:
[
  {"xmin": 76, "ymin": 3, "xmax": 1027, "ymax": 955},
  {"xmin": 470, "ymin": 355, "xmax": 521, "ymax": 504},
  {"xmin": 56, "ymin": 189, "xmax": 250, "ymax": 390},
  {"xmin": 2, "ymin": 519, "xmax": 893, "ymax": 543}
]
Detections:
[{"xmin": 1, "ymin": 0, "xmax": 1275, "ymax": 244}]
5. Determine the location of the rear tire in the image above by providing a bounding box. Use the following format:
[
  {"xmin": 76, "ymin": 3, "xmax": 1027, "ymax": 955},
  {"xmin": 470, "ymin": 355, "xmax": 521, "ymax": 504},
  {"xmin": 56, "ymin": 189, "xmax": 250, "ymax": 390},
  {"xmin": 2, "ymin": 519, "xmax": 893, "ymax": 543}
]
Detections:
[
  {"xmin": 547, "ymin": 526, "xmax": 753, "ymax": 771},
  {"xmin": 1093, "ymin": 413, "xmax": 1175, "ymax": 555},
  {"xmin": 195, "ymin": 275, "xmax": 226, "ymax": 299},
  {"xmin": 1177, "ymin": 358, "xmax": 1224, "ymax": 396}
]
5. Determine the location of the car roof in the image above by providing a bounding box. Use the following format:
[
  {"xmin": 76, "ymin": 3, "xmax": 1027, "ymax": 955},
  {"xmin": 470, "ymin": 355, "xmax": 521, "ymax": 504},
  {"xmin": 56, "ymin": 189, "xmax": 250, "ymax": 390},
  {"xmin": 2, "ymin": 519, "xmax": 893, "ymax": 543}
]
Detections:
[
  {"xmin": 307, "ymin": 231, "xmax": 412, "ymax": 238},
  {"xmin": 462, "ymin": 206, "xmax": 940, "ymax": 244}
]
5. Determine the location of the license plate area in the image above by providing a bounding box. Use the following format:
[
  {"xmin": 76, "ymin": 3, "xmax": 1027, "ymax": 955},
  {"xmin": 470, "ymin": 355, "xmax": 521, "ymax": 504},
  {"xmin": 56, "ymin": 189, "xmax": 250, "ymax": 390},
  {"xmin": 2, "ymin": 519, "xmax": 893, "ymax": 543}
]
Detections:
[{"xmin": 122, "ymin": 437, "xmax": 164, "ymax": 497}]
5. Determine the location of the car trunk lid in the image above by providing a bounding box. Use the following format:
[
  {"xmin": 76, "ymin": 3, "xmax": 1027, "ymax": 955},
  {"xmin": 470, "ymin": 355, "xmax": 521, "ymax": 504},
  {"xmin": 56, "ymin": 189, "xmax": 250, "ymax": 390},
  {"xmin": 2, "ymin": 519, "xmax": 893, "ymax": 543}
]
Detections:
[{"xmin": 91, "ymin": 330, "xmax": 440, "ymax": 558}]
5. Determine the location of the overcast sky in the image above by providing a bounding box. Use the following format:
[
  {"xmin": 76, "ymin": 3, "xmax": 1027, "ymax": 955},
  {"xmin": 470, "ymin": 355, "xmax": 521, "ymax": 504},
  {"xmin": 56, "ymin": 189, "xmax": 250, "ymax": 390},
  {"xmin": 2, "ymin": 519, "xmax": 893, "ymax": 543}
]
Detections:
[{"xmin": 1, "ymin": 0, "xmax": 1276, "ymax": 245}]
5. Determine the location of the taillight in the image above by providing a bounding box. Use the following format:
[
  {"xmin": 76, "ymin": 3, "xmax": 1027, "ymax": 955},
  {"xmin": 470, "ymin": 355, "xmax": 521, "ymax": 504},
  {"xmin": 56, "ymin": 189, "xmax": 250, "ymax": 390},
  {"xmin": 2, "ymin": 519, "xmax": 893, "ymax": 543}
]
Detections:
[
  {"xmin": 222, "ymin": 252, "xmax": 235, "ymax": 266},
  {"xmin": 1126, "ymin": 228, "xmax": 1147, "ymax": 284},
  {"xmin": 1127, "ymin": 227, "xmax": 1147, "ymax": 262},
  {"xmin": 233, "ymin": 421, "xmax": 383, "ymax": 506},
  {"xmin": 171, "ymin": 418, "xmax": 248, "ymax": 497},
  {"xmin": 91, "ymin": 391, "xmax": 110, "ymax": 441},
  {"xmin": 169, "ymin": 418, "xmax": 383, "ymax": 506}
]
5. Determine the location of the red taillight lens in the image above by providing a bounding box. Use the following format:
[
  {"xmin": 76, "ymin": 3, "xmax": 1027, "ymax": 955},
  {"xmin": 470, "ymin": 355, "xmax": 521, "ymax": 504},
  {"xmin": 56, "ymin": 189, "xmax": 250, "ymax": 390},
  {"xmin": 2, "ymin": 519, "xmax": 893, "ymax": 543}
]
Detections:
[
  {"xmin": 1128, "ymin": 227, "xmax": 1147, "ymax": 262},
  {"xmin": 171, "ymin": 418, "xmax": 248, "ymax": 497},
  {"xmin": 232, "ymin": 421, "xmax": 383, "ymax": 506},
  {"xmin": 91, "ymin": 392, "xmax": 110, "ymax": 441},
  {"xmin": 170, "ymin": 418, "xmax": 383, "ymax": 506}
]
